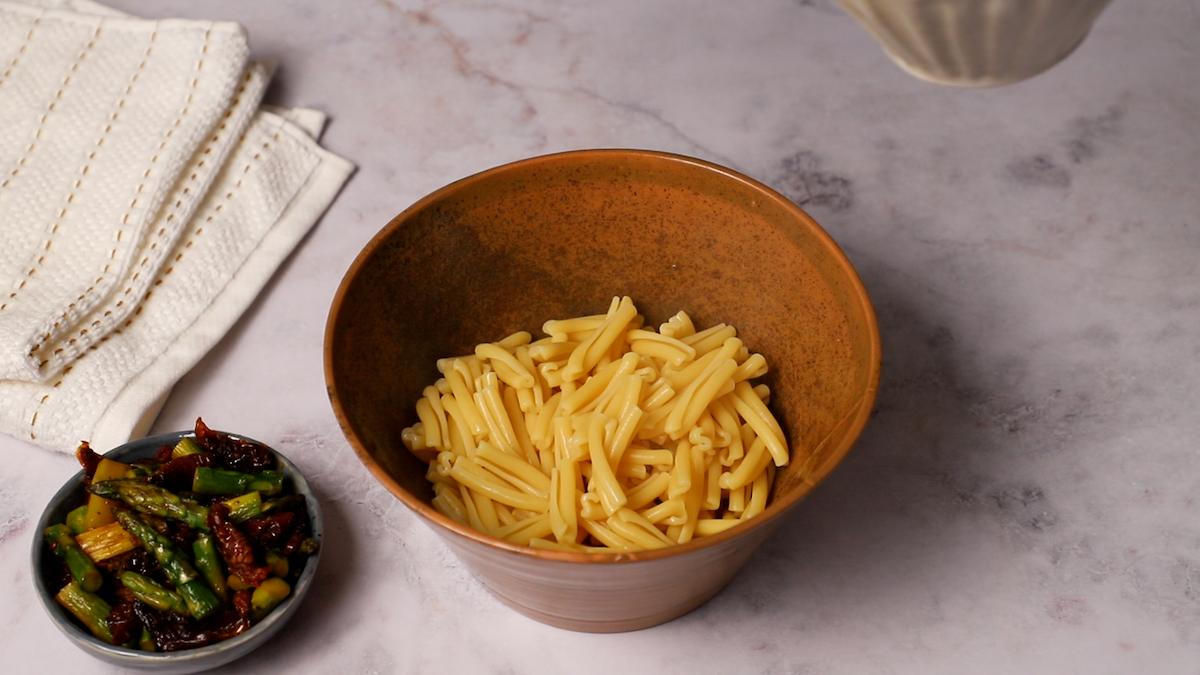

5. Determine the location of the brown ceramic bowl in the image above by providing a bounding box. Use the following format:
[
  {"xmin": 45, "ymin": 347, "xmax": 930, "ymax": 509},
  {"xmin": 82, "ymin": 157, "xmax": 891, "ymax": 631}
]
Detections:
[{"xmin": 324, "ymin": 149, "xmax": 880, "ymax": 632}]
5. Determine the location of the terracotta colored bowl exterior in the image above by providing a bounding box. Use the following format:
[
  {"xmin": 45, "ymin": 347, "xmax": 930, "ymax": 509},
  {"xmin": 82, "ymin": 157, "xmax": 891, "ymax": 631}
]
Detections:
[{"xmin": 324, "ymin": 149, "xmax": 880, "ymax": 632}]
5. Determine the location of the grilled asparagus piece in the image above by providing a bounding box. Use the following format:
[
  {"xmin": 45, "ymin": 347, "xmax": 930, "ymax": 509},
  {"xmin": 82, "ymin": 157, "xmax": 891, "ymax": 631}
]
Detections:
[
  {"xmin": 118, "ymin": 571, "xmax": 188, "ymax": 614},
  {"xmin": 55, "ymin": 581, "xmax": 113, "ymax": 643},
  {"xmin": 192, "ymin": 533, "xmax": 228, "ymax": 602},
  {"xmin": 172, "ymin": 436, "xmax": 203, "ymax": 458},
  {"xmin": 192, "ymin": 467, "xmax": 283, "ymax": 496},
  {"xmin": 223, "ymin": 491, "xmax": 263, "ymax": 522},
  {"xmin": 116, "ymin": 511, "xmax": 220, "ymax": 620},
  {"xmin": 66, "ymin": 505, "xmax": 89, "ymax": 535},
  {"xmin": 90, "ymin": 479, "xmax": 209, "ymax": 530},
  {"xmin": 45, "ymin": 524, "xmax": 102, "ymax": 592}
]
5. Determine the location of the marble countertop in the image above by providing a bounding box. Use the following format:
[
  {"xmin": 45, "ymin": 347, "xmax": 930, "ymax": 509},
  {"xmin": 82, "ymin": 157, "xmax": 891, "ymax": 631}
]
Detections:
[{"xmin": 3, "ymin": 0, "xmax": 1198, "ymax": 672}]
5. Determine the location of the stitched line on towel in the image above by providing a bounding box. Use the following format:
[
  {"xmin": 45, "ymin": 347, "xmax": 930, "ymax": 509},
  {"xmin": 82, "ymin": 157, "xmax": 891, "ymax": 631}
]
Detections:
[
  {"xmin": 0, "ymin": 12, "xmax": 42, "ymax": 91},
  {"xmin": 0, "ymin": 21, "xmax": 114, "ymax": 314},
  {"xmin": 29, "ymin": 364, "xmax": 73, "ymax": 441},
  {"xmin": 29, "ymin": 128, "xmax": 283, "ymax": 442},
  {"xmin": 0, "ymin": 20, "xmax": 101, "ymax": 198},
  {"xmin": 31, "ymin": 28, "xmax": 215, "ymax": 369},
  {"xmin": 42, "ymin": 68, "xmax": 255, "ymax": 372}
]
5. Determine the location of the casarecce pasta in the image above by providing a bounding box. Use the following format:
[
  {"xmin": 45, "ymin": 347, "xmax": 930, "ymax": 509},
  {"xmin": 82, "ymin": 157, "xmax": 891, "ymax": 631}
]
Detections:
[{"xmin": 401, "ymin": 297, "xmax": 789, "ymax": 552}]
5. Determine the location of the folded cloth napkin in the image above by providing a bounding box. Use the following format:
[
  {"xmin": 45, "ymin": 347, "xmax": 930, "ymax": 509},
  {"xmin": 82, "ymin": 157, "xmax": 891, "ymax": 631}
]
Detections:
[{"xmin": 0, "ymin": 0, "xmax": 354, "ymax": 452}]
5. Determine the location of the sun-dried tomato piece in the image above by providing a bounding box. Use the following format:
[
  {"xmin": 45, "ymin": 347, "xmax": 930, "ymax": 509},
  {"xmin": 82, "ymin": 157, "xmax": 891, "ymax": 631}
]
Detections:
[
  {"xmin": 167, "ymin": 522, "xmax": 193, "ymax": 550},
  {"xmin": 280, "ymin": 501, "xmax": 313, "ymax": 556},
  {"xmin": 208, "ymin": 503, "xmax": 269, "ymax": 587},
  {"xmin": 96, "ymin": 551, "xmax": 135, "ymax": 576},
  {"xmin": 107, "ymin": 600, "xmax": 141, "ymax": 646},
  {"xmin": 151, "ymin": 452, "xmax": 214, "ymax": 491},
  {"xmin": 113, "ymin": 586, "xmax": 138, "ymax": 606},
  {"xmin": 135, "ymin": 590, "xmax": 253, "ymax": 652},
  {"xmin": 124, "ymin": 548, "xmax": 165, "ymax": 580},
  {"xmin": 153, "ymin": 444, "xmax": 175, "ymax": 464},
  {"xmin": 75, "ymin": 442, "xmax": 102, "ymax": 482},
  {"xmin": 135, "ymin": 602, "xmax": 206, "ymax": 651},
  {"xmin": 211, "ymin": 590, "xmax": 253, "ymax": 641},
  {"xmin": 194, "ymin": 418, "xmax": 273, "ymax": 473},
  {"xmin": 243, "ymin": 512, "xmax": 295, "ymax": 549}
]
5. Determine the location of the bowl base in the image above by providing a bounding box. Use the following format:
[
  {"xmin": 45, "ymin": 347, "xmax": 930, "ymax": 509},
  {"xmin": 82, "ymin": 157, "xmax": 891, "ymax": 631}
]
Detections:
[
  {"xmin": 877, "ymin": 30, "xmax": 1090, "ymax": 88},
  {"xmin": 478, "ymin": 578, "xmax": 731, "ymax": 633}
]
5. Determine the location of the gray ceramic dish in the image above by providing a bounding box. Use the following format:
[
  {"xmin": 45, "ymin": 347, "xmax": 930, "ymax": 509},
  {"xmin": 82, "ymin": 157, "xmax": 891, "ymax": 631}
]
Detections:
[{"xmin": 31, "ymin": 430, "xmax": 322, "ymax": 674}]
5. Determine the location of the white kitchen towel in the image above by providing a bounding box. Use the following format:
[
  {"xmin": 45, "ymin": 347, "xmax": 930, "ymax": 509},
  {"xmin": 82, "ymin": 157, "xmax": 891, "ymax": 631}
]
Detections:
[
  {"xmin": 29, "ymin": 63, "xmax": 272, "ymax": 378},
  {"xmin": 0, "ymin": 1, "xmax": 354, "ymax": 452},
  {"xmin": 0, "ymin": 1, "xmax": 255, "ymax": 381}
]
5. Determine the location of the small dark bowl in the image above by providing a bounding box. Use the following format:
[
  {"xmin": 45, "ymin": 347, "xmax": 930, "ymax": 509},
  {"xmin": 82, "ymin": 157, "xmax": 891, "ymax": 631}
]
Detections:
[{"xmin": 31, "ymin": 431, "xmax": 322, "ymax": 674}]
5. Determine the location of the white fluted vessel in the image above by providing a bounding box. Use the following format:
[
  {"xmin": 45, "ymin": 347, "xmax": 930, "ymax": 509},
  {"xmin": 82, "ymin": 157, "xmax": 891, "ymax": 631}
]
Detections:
[{"xmin": 838, "ymin": 0, "xmax": 1113, "ymax": 87}]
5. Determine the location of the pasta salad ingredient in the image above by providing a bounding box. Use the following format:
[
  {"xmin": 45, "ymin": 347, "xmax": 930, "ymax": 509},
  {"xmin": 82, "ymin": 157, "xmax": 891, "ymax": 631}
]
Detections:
[
  {"xmin": 42, "ymin": 419, "xmax": 317, "ymax": 651},
  {"xmin": 400, "ymin": 297, "xmax": 790, "ymax": 552}
]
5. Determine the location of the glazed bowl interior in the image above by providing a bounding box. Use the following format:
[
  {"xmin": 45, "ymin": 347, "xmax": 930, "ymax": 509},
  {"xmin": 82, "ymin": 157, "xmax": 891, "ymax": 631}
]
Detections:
[
  {"xmin": 326, "ymin": 149, "xmax": 880, "ymax": 561},
  {"xmin": 31, "ymin": 431, "xmax": 322, "ymax": 672}
]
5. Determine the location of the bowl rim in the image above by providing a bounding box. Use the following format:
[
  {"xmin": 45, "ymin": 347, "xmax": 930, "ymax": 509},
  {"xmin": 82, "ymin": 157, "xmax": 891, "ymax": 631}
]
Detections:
[
  {"xmin": 323, "ymin": 148, "xmax": 881, "ymax": 564},
  {"xmin": 30, "ymin": 429, "xmax": 323, "ymax": 665}
]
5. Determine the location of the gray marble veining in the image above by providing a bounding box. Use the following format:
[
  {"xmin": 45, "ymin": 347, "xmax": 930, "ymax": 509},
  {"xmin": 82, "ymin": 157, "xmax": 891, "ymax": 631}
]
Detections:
[{"xmin": 2, "ymin": 0, "xmax": 1197, "ymax": 672}]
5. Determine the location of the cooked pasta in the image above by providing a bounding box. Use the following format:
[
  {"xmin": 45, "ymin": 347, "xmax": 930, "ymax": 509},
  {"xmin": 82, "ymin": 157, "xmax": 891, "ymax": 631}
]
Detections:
[{"xmin": 399, "ymin": 297, "xmax": 791, "ymax": 552}]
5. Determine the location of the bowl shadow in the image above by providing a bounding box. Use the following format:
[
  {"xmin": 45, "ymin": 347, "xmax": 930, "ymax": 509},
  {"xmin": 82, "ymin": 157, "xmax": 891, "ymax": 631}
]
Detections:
[
  {"xmin": 210, "ymin": 483, "xmax": 357, "ymax": 672},
  {"xmin": 670, "ymin": 245, "xmax": 1018, "ymax": 630}
]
